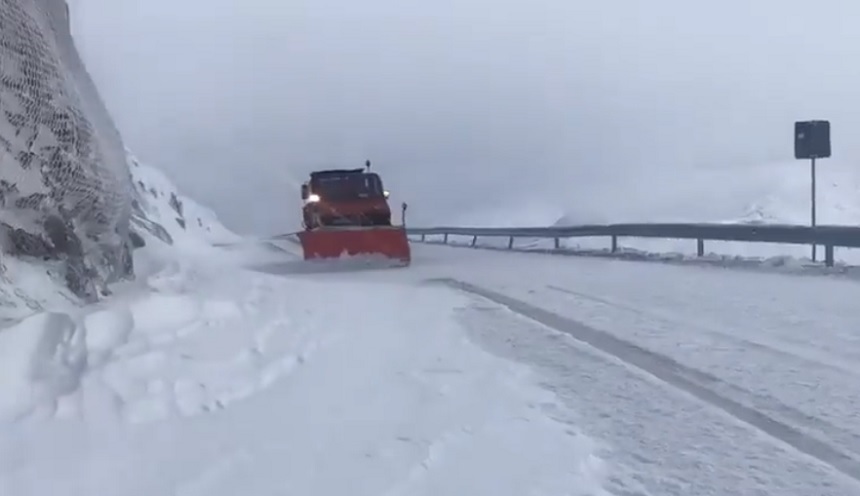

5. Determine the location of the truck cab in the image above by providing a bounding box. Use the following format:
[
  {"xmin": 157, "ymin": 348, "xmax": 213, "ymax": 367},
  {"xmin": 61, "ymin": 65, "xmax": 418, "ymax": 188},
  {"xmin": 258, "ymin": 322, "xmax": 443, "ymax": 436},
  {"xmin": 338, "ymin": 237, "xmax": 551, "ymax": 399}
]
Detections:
[{"xmin": 301, "ymin": 168, "xmax": 392, "ymax": 230}]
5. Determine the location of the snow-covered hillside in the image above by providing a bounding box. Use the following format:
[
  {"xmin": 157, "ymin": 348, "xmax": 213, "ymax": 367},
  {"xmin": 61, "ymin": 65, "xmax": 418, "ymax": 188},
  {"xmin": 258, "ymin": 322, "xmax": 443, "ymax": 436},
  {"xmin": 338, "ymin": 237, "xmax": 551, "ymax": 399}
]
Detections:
[
  {"xmin": 0, "ymin": 0, "xmax": 282, "ymax": 323},
  {"xmin": 486, "ymin": 160, "xmax": 860, "ymax": 229},
  {"xmin": 0, "ymin": 0, "xmax": 135, "ymax": 299},
  {"xmin": 591, "ymin": 159, "xmax": 860, "ymax": 227},
  {"xmin": 731, "ymin": 159, "xmax": 860, "ymax": 225},
  {"xmin": 126, "ymin": 151, "xmax": 241, "ymax": 247},
  {"xmin": 0, "ymin": 147, "xmax": 245, "ymax": 322},
  {"xmin": 599, "ymin": 160, "xmax": 860, "ymax": 262}
]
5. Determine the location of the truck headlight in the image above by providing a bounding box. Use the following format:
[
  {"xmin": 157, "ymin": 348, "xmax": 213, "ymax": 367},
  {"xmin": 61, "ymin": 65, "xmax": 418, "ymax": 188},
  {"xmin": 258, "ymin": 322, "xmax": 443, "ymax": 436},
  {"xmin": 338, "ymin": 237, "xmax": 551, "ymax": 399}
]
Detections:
[
  {"xmin": 307, "ymin": 194, "xmax": 320, "ymax": 203},
  {"xmin": 383, "ymin": 190, "xmax": 390, "ymax": 199}
]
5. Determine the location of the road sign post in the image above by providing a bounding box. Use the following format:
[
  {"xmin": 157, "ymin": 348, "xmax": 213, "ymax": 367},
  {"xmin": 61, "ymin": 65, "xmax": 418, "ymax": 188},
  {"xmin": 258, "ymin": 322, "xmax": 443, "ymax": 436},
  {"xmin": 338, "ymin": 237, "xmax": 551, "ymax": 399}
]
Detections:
[{"xmin": 794, "ymin": 120, "xmax": 831, "ymax": 262}]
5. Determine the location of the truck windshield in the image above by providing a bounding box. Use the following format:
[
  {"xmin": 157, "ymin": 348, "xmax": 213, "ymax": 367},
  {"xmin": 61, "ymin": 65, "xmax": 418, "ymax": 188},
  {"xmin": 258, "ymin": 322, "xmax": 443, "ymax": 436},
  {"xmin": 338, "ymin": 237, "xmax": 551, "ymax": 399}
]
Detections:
[{"xmin": 313, "ymin": 174, "xmax": 384, "ymax": 201}]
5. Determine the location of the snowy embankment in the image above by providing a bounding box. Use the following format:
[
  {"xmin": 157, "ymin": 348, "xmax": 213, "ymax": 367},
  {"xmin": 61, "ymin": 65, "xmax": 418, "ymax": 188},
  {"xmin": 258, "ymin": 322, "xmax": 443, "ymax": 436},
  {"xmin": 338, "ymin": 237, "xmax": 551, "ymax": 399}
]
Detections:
[{"xmin": 0, "ymin": 158, "xmax": 607, "ymax": 495}]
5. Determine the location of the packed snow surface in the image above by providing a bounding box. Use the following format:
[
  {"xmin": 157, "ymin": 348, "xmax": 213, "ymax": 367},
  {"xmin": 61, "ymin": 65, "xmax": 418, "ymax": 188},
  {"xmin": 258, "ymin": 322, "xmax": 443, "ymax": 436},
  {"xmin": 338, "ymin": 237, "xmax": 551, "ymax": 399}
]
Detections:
[{"xmin": 0, "ymin": 237, "xmax": 607, "ymax": 495}]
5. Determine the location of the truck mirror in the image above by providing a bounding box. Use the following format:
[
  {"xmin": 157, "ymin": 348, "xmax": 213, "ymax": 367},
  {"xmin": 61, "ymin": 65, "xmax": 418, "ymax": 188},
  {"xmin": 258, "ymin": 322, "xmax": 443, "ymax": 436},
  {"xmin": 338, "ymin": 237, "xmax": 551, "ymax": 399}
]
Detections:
[{"xmin": 300, "ymin": 184, "xmax": 308, "ymax": 200}]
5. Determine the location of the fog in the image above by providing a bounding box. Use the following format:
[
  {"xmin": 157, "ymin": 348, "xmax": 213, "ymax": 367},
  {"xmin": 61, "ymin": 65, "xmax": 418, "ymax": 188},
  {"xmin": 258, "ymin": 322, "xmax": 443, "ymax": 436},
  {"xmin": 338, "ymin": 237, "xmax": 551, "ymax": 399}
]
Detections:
[{"xmin": 68, "ymin": 0, "xmax": 860, "ymax": 234}]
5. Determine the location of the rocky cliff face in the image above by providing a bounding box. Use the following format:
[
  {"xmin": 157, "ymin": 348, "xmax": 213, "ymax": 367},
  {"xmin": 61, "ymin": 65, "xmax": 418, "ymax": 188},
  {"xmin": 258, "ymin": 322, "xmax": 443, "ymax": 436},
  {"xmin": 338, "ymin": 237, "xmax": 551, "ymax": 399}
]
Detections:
[{"xmin": 0, "ymin": 0, "xmax": 136, "ymax": 299}]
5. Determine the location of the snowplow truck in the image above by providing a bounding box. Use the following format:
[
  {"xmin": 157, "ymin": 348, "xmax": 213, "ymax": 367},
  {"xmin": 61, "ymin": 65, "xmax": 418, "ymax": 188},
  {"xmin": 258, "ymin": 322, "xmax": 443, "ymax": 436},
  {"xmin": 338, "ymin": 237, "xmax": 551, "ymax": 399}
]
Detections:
[{"xmin": 297, "ymin": 162, "xmax": 411, "ymax": 265}]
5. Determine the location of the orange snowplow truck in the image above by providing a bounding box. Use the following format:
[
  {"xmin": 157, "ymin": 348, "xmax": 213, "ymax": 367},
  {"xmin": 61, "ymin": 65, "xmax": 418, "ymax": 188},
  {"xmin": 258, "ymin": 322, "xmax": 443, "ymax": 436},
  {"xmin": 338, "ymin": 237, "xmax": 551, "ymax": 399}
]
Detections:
[{"xmin": 297, "ymin": 161, "xmax": 411, "ymax": 265}]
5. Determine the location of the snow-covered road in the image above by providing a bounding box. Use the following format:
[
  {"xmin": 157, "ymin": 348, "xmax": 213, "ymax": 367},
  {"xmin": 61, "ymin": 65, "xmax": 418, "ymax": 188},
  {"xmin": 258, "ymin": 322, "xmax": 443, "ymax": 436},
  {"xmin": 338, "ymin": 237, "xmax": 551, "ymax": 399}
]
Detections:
[
  {"xmin": 431, "ymin": 244, "xmax": 860, "ymax": 495},
  {"xmin": 257, "ymin": 242, "xmax": 860, "ymax": 495},
  {"xmin": 5, "ymin": 238, "xmax": 860, "ymax": 496}
]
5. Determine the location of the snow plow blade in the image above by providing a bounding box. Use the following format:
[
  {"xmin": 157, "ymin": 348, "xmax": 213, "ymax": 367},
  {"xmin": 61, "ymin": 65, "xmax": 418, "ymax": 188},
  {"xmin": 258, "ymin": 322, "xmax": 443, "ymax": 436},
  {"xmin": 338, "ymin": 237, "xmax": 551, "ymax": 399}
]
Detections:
[{"xmin": 297, "ymin": 226, "xmax": 411, "ymax": 266}]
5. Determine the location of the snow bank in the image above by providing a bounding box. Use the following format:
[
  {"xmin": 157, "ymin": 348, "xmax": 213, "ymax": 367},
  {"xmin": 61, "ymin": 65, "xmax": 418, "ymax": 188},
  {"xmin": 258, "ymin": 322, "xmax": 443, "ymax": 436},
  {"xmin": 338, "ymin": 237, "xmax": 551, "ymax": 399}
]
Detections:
[
  {"xmin": 0, "ymin": 312, "xmax": 86, "ymax": 422},
  {"xmin": 83, "ymin": 307, "xmax": 134, "ymax": 367}
]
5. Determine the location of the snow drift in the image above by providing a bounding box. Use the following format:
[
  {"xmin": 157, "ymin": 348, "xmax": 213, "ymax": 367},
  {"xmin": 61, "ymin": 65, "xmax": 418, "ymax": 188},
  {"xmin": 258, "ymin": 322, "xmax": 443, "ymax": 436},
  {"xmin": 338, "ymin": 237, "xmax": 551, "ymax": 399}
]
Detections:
[{"xmin": 0, "ymin": 0, "xmax": 135, "ymax": 299}]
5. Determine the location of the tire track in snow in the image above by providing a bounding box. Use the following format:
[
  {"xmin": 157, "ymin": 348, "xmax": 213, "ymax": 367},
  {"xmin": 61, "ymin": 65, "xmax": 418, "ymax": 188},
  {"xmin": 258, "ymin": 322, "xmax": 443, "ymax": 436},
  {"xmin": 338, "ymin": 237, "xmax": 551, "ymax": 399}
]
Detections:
[
  {"xmin": 545, "ymin": 284, "xmax": 860, "ymax": 377},
  {"xmin": 433, "ymin": 277, "xmax": 860, "ymax": 484},
  {"xmin": 542, "ymin": 283, "xmax": 860, "ymax": 456}
]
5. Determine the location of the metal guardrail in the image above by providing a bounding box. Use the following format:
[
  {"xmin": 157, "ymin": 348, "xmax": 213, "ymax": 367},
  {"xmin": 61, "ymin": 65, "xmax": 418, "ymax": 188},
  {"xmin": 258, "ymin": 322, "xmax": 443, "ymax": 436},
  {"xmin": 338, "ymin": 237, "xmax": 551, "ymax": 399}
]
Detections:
[{"xmin": 406, "ymin": 223, "xmax": 860, "ymax": 267}]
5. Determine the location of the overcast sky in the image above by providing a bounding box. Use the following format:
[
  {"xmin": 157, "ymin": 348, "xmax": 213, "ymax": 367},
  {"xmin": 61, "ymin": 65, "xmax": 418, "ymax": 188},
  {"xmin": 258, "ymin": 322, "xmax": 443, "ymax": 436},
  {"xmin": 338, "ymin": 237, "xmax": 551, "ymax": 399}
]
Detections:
[{"xmin": 67, "ymin": 0, "xmax": 860, "ymax": 234}]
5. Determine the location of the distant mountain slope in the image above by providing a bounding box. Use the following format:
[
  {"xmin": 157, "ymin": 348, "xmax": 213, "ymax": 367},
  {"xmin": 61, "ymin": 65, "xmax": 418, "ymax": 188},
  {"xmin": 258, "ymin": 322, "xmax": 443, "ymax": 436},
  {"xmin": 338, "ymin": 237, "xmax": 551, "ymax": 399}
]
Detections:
[{"xmin": 126, "ymin": 151, "xmax": 241, "ymax": 247}]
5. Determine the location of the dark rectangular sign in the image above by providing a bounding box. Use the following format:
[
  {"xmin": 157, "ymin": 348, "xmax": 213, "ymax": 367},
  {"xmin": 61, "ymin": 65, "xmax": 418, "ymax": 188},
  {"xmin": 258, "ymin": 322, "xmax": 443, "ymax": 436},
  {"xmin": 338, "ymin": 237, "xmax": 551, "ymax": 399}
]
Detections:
[{"xmin": 795, "ymin": 120, "xmax": 831, "ymax": 159}]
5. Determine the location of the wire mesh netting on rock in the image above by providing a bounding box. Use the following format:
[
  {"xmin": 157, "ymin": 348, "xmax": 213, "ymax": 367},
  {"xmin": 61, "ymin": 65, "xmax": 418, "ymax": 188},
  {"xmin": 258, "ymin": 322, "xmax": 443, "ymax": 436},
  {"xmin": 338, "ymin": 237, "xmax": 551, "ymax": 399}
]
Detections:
[{"xmin": 0, "ymin": 0, "xmax": 135, "ymax": 299}]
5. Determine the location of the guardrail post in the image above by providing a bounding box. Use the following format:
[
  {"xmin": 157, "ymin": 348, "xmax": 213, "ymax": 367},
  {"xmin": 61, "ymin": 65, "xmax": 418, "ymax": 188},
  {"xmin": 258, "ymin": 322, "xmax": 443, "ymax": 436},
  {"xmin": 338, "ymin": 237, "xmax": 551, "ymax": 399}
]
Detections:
[
  {"xmin": 471, "ymin": 235, "xmax": 477, "ymax": 247},
  {"xmin": 554, "ymin": 237, "xmax": 560, "ymax": 250},
  {"xmin": 697, "ymin": 239, "xmax": 704, "ymax": 257},
  {"xmin": 421, "ymin": 234, "xmax": 425, "ymax": 242},
  {"xmin": 611, "ymin": 235, "xmax": 617, "ymax": 253},
  {"xmin": 443, "ymin": 233, "xmax": 448, "ymax": 244},
  {"xmin": 508, "ymin": 236, "xmax": 514, "ymax": 249},
  {"xmin": 825, "ymin": 245, "xmax": 834, "ymax": 267}
]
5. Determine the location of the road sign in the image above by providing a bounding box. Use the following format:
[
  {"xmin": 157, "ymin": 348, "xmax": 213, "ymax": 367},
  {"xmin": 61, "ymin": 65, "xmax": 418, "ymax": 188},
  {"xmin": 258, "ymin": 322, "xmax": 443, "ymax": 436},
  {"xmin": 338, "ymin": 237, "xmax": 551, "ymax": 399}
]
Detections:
[{"xmin": 794, "ymin": 120, "xmax": 831, "ymax": 261}]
